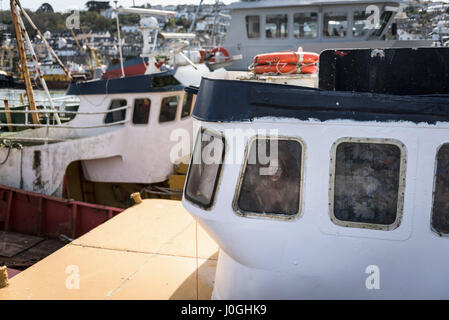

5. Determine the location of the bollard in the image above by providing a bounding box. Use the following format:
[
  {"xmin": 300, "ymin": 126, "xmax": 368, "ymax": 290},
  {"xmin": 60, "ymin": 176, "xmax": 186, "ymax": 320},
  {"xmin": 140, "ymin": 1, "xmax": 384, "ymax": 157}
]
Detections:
[
  {"xmin": 0, "ymin": 266, "xmax": 9, "ymax": 288},
  {"xmin": 130, "ymin": 192, "xmax": 142, "ymax": 205}
]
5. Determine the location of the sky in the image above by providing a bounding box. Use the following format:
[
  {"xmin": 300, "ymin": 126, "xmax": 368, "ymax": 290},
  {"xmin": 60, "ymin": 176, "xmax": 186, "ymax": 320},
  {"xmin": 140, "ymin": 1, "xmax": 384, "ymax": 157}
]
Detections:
[{"xmin": 8, "ymin": 0, "xmax": 235, "ymax": 12}]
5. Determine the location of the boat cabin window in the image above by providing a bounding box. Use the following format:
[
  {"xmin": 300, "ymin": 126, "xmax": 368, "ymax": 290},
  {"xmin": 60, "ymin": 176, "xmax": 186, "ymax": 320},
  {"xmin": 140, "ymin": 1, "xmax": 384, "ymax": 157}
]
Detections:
[
  {"xmin": 330, "ymin": 139, "xmax": 405, "ymax": 230},
  {"xmin": 104, "ymin": 99, "xmax": 127, "ymax": 124},
  {"xmin": 235, "ymin": 138, "xmax": 303, "ymax": 218},
  {"xmin": 431, "ymin": 144, "xmax": 449, "ymax": 236},
  {"xmin": 353, "ymin": 11, "xmax": 369, "ymax": 37},
  {"xmin": 184, "ymin": 129, "xmax": 225, "ymax": 209},
  {"xmin": 370, "ymin": 11, "xmax": 393, "ymax": 38},
  {"xmin": 293, "ymin": 12, "xmax": 318, "ymax": 38},
  {"xmin": 152, "ymin": 75, "xmax": 180, "ymax": 88},
  {"xmin": 159, "ymin": 96, "xmax": 178, "ymax": 123},
  {"xmin": 132, "ymin": 98, "xmax": 151, "ymax": 124},
  {"xmin": 246, "ymin": 15, "xmax": 260, "ymax": 39},
  {"xmin": 266, "ymin": 14, "xmax": 288, "ymax": 38},
  {"xmin": 323, "ymin": 12, "xmax": 347, "ymax": 37},
  {"xmin": 181, "ymin": 93, "xmax": 193, "ymax": 119}
]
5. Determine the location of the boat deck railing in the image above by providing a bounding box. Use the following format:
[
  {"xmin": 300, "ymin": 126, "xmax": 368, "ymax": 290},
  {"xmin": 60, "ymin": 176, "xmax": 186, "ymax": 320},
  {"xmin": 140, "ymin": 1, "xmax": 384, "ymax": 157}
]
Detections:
[{"xmin": 0, "ymin": 103, "xmax": 130, "ymax": 143}]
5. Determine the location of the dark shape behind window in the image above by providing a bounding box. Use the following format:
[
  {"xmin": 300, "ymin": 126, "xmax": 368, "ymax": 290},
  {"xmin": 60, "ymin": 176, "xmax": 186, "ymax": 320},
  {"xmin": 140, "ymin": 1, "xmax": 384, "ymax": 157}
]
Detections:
[
  {"xmin": 159, "ymin": 96, "xmax": 178, "ymax": 123},
  {"xmin": 266, "ymin": 14, "xmax": 288, "ymax": 38},
  {"xmin": 181, "ymin": 93, "xmax": 193, "ymax": 119},
  {"xmin": 432, "ymin": 144, "xmax": 449, "ymax": 235},
  {"xmin": 237, "ymin": 139, "xmax": 302, "ymax": 217},
  {"xmin": 133, "ymin": 98, "xmax": 151, "ymax": 124},
  {"xmin": 185, "ymin": 129, "xmax": 225, "ymax": 209},
  {"xmin": 246, "ymin": 15, "xmax": 260, "ymax": 38},
  {"xmin": 105, "ymin": 99, "xmax": 127, "ymax": 124},
  {"xmin": 353, "ymin": 11, "xmax": 368, "ymax": 37},
  {"xmin": 294, "ymin": 12, "xmax": 318, "ymax": 38},
  {"xmin": 332, "ymin": 142, "xmax": 402, "ymax": 228},
  {"xmin": 323, "ymin": 12, "xmax": 347, "ymax": 37}
]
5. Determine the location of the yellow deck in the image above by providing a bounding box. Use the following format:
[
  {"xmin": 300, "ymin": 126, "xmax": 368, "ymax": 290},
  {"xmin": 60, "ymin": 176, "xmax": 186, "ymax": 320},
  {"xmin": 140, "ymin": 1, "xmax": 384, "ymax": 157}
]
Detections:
[{"xmin": 0, "ymin": 199, "xmax": 218, "ymax": 300}]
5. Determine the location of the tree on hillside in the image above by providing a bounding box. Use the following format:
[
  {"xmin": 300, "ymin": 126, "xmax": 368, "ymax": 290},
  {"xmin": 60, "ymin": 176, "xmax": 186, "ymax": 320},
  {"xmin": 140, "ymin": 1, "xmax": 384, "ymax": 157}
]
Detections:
[
  {"xmin": 36, "ymin": 3, "xmax": 54, "ymax": 13},
  {"xmin": 86, "ymin": 1, "xmax": 111, "ymax": 12}
]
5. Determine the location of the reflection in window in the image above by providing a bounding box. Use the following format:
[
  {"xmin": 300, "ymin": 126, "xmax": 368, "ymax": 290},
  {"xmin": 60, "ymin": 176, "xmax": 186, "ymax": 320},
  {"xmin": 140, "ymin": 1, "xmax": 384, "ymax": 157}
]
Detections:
[
  {"xmin": 133, "ymin": 98, "xmax": 151, "ymax": 124},
  {"xmin": 237, "ymin": 139, "xmax": 302, "ymax": 216},
  {"xmin": 333, "ymin": 142, "xmax": 402, "ymax": 226},
  {"xmin": 159, "ymin": 96, "xmax": 178, "ymax": 123},
  {"xmin": 294, "ymin": 12, "xmax": 318, "ymax": 38},
  {"xmin": 432, "ymin": 144, "xmax": 449, "ymax": 235},
  {"xmin": 323, "ymin": 12, "xmax": 347, "ymax": 37},
  {"xmin": 370, "ymin": 11, "xmax": 393, "ymax": 38},
  {"xmin": 181, "ymin": 93, "xmax": 193, "ymax": 119},
  {"xmin": 246, "ymin": 15, "xmax": 260, "ymax": 38},
  {"xmin": 105, "ymin": 99, "xmax": 127, "ymax": 124},
  {"xmin": 184, "ymin": 129, "xmax": 225, "ymax": 208},
  {"xmin": 266, "ymin": 14, "xmax": 288, "ymax": 38},
  {"xmin": 353, "ymin": 11, "xmax": 368, "ymax": 37}
]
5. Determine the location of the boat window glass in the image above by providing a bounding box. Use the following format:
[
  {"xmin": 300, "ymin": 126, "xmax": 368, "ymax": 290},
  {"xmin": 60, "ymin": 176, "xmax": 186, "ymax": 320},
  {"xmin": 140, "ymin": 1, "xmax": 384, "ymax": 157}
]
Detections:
[
  {"xmin": 152, "ymin": 75, "xmax": 180, "ymax": 88},
  {"xmin": 353, "ymin": 11, "xmax": 369, "ymax": 37},
  {"xmin": 265, "ymin": 14, "xmax": 288, "ymax": 38},
  {"xmin": 132, "ymin": 98, "xmax": 151, "ymax": 124},
  {"xmin": 246, "ymin": 15, "xmax": 260, "ymax": 38},
  {"xmin": 370, "ymin": 11, "xmax": 393, "ymax": 38},
  {"xmin": 431, "ymin": 144, "xmax": 449, "ymax": 236},
  {"xmin": 105, "ymin": 99, "xmax": 127, "ymax": 124},
  {"xmin": 293, "ymin": 12, "xmax": 318, "ymax": 38},
  {"xmin": 184, "ymin": 129, "xmax": 225, "ymax": 209},
  {"xmin": 323, "ymin": 12, "xmax": 347, "ymax": 37},
  {"xmin": 181, "ymin": 93, "xmax": 193, "ymax": 119},
  {"xmin": 236, "ymin": 138, "xmax": 303, "ymax": 218},
  {"xmin": 331, "ymin": 140, "xmax": 404, "ymax": 229},
  {"xmin": 159, "ymin": 96, "xmax": 178, "ymax": 123}
]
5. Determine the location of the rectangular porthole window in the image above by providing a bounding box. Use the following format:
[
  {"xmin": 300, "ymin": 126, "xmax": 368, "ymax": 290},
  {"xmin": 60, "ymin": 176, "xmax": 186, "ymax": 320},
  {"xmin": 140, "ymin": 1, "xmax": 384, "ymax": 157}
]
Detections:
[
  {"xmin": 330, "ymin": 138, "xmax": 406, "ymax": 230},
  {"xmin": 266, "ymin": 14, "xmax": 288, "ymax": 38},
  {"xmin": 235, "ymin": 138, "xmax": 304, "ymax": 219},
  {"xmin": 323, "ymin": 12, "xmax": 347, "ymax": 37},
  {"xmin": 432, "ymin": 144, "xmax": 449, "ymax": 236},
  {"xmin": 293, "ymin": 12, "xmax": 318, "ymax": 38},
  {"xmin": 181, "ymin": 93, "xmax": 193, "ymax": 119},
  {"xmin": 133, "ymin": 98, "xmax": 151, "ymax": 124},
  {"xmin": 159, "ymin": 96, "xmax": 178, "ymax": 123},
  {"xmin": 184, "ymin": 129, "xmax": 225, "ymax": 209},
  {"xmin": 246, "ymin": 15, "xmax": 260, "ymax": 38},
  {"xmin": 105, "ymin": 99, "xmax": 127, "ymax": 124}
]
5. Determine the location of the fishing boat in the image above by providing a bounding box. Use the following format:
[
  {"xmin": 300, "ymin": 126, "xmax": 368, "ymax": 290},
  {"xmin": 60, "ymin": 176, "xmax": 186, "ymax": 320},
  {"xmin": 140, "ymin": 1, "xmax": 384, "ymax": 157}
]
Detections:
[
  {"xmin": 223, "ymin": 0, "xmax": 433, "ymax": 70},
  {"xmin": 0, "ymin": 2, "xmax": 212, "ymax": 209},
  {"xmin": 180, "ymin": 47, "xmax": 449, "ymax": 299}
]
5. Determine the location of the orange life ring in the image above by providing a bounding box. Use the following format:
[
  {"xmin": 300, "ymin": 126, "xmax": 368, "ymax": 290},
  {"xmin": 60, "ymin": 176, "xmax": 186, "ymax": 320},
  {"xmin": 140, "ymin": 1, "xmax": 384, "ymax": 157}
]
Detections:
[
  {"xmin": 253, "ymin": 51, "xmax": 319, "ymax": 66},
  {"xmin": 251, "ymin": 50, "xmax": 319, "ymax": 75},
  {"xmin": 209, "ymin": 47, "xmax": 230, "ymax": 63},
  {"xmin": 254, "ymin": 64, "xmax": 317, "ymax": 75}
]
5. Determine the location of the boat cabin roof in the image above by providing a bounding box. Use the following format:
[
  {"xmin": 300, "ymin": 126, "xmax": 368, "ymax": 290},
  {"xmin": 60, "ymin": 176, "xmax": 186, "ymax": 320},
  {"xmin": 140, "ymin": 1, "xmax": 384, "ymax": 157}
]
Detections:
[{"xmin": 229, "ymin": 0, "xmax": 403, "ymax": 10}]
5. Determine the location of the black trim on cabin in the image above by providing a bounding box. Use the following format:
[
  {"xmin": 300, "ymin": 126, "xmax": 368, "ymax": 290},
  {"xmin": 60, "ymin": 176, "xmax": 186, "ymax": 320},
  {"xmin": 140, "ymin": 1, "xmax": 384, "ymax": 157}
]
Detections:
[
  {"xmin": 191, "ymin": 77, "xmax": 449, "ymax": 124},
  {"xmin": 66, "ymin": 71, "xmax": 184, "ymax": 96}
]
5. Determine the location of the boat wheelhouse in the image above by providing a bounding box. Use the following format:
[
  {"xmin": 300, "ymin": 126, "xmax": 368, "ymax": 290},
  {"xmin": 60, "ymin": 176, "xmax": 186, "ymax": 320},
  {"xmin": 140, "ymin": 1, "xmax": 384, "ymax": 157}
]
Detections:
[
  {"xmin": 182, "ymin": 48, "xmax": 449, "ymax": 299},
  {"xmin": 223, "ymin": 0, "xmax": 433, "ymax": 70}
]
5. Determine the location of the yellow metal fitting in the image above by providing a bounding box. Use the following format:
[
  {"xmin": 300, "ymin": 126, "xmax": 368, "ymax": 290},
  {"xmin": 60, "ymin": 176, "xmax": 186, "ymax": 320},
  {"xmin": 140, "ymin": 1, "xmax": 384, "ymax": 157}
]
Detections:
[{"xmin": 130, "ymin": 192, "xmax": 142, "ymax": 205}]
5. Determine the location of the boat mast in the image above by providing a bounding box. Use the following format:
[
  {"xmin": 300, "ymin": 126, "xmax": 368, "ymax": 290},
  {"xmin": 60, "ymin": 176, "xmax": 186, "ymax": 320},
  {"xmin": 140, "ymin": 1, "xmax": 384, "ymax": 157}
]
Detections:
[
  {"xmin": 10, "ymin": 0, "xmax": 39, "ymax": 125},
  {"xmin": 188, "ymin": 0, "xmax": 204, "ymax": 33},
  {"xmin": 114, "ymin": 1, "xmax": 125, "ymax": 78}
]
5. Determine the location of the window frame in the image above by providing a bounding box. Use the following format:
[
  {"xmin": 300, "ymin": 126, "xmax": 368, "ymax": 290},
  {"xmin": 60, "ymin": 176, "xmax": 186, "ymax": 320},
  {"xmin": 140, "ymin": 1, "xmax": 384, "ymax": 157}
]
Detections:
[
  {"xmin": 103, "ymin": 98, "xmax": 128, "ymax": 124},
  {"xmin": 430, "ymin": 142, "xmax": 449, "ymax": 237},
  {"xmin": 265, "ymin": 14, "xmax": 289, "ymax": 39},
  {"xmin": 329, "ymin": 137, "xmax": 407, "ymax": 231},
  {"xmin": 132, "ymin": 98, "xmax": 152, "ymax": 125},
  {"xmin": 245, "ymin": 15, "xmax": 261, "ymax": 39},
  {"xmin": 184, "ymin": 128, "xmax": 226, "ymax": 210},
  {"xmin": 322, "ymin": 11, "xmax": 349, "ymax": 39},
  {"xmin": 233, "ymin": 136, "xmax": 305, "ymax": 220},
  {"xmin": 158, "ymin": 95, "xmax": 180, "ymax": 124},
  {"xmin": 181, "ymin": 93, "xmax": 194, "ymax": 120},
  {"xmin": 293, "ymin": 11, "xmax": 319, "ymax": 39}
]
